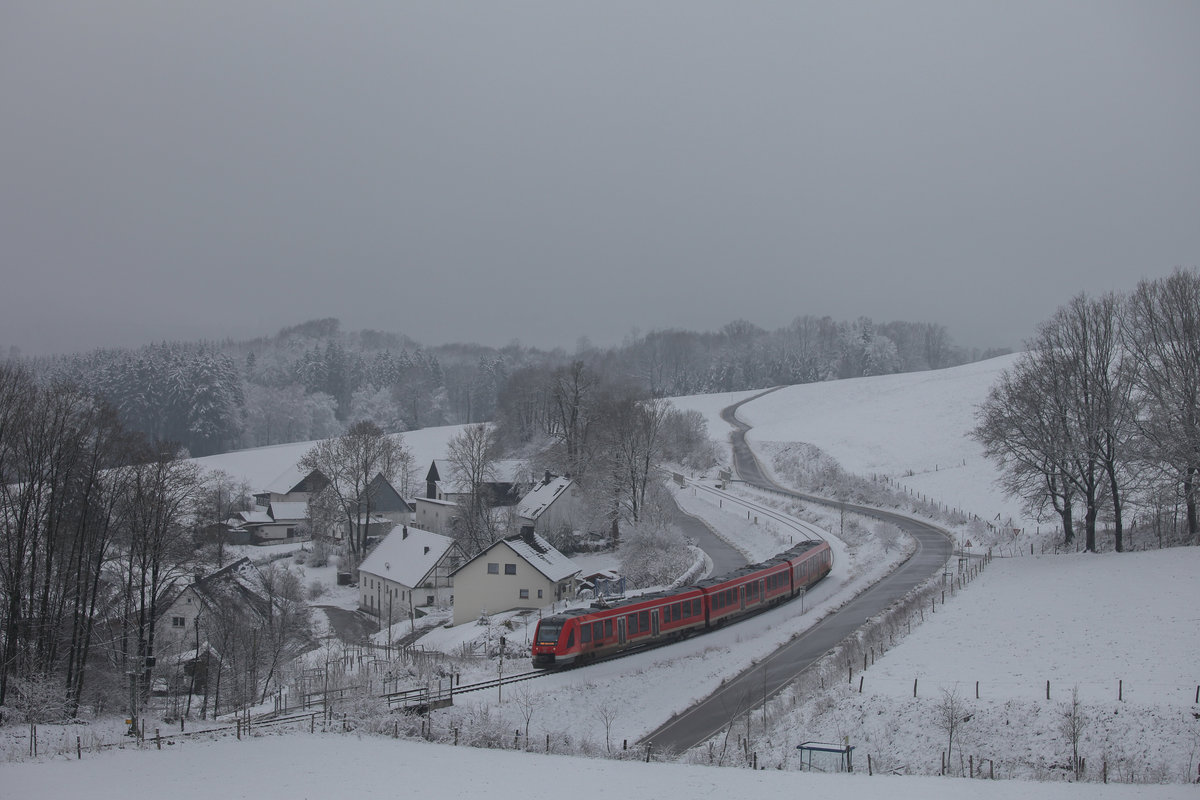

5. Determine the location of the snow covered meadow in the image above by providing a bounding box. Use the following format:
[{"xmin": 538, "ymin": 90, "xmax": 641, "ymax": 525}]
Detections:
[{"xmin": 4, "ymin": 355, "xmax": 1198, "ymax": 797}]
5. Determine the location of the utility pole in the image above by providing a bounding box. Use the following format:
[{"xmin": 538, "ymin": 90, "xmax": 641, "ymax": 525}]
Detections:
[{"xmin": 497, "ymin": 636, "xmax": 506, "ymax": 704}]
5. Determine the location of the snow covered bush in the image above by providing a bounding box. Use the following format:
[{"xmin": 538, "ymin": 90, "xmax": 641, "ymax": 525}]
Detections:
[{"xmin": 618, "ymin": 520, "xmax": 693, "ymax": 589}]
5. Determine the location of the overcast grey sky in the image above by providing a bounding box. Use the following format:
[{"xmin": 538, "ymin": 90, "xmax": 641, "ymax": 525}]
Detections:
[{"xmin": 2, "ymin": 2, "xmax": 1197, "ymax": 356}]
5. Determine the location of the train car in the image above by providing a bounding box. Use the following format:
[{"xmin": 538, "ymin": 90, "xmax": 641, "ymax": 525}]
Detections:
[
  {"xmin": 532, "ymin": 586, "xmax": 706, "ymax": 668},
  {"xmin": 531, "ymin": 539, "xmax": 833, "ymax": 669},
  {"xmin": 785, "ymin": 539, "xmax": 832, "ymax": 592}
]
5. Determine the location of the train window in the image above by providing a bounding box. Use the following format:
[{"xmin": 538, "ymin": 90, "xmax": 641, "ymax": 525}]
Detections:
[
  {"xmin": 670, "ymin": 603, "xmax": 679, "ymax": 621},
  {"xmin": 536, "ymin": 622, "xmax": 562, "ymax": 645},
  {"xmin": 593, "ymin": 622, "xmax": 603, "ymax": 641},
  {"xmin": 639, "ymin": 610, "xmax": 649, "ymax": 630},
  {"xmin": 604, "ymin": 619, "xmax": 613, "ymax": 638},
  {"xmin": 566, "ymin": 630, "xmax": 574, "ymax": 647},
  {"xmin": 627, "ymin": 613, "xmax": 638, "ymax": 634},
  {"xmin": 581, "ymin": 625, "xmax": 592, "ymax": 643},
  {"xmin": 692, "ymin": 599, "xmax": 701, "ymax": 616}
]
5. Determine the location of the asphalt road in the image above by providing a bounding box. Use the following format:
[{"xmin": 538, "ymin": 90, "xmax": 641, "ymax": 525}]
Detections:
[
  {"xmin": 639, "ymin": 390, "xmax": 953, "ymax": 754},
  {"xmin": 665, "ymin": 487, "xmax": 749, "ymax": 576}
]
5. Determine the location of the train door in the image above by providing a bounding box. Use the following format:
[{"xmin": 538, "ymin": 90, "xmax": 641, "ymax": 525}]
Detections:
[
  {"xmin": 757, "ymin": 579, "xmax": 765, "ymax": 605},
  {"xmin": 739, "ymin": 585, "xmax": 746, "ymax": 610},
  {"xmin": 651, "ymin": 609, "xmax": 660, "ymax": 637},
  {"xmin": 617, "ymin": 616, "xmax": 627, "ymax": 645}
]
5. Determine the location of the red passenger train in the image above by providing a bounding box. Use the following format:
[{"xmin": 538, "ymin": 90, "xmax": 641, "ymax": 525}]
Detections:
[{"xmin": 531, "ymin": 540, "xmax": 832, "ymax": 668}]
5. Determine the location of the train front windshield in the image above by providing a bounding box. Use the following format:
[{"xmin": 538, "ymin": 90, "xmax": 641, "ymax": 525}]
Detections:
[{"xmin": 535, "ymin": 621, "xmax": 563, "ymax": 646}]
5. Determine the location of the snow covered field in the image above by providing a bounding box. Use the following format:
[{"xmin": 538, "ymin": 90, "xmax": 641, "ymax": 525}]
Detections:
[
  {"xmin": 679, "ymin": 354, "xmax": 1032, "ymax": 533},
  {"xmin": 190, "ymin": 422, "xmax": 469, "ymax": 496},
  {"xmin": 9, "ymin": 733, "xmax": 1195, "ymax": 800}
]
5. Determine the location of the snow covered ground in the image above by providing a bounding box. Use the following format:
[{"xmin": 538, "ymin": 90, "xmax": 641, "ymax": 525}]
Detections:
[
  {"xmin": 191, "ymin": 422, "xmax": 469, "ymax": 496},
  {"xmin": 8, "ymin": 732, "xmax": 1195, "ymax": 800},
  {"xmin": 5, "ymin": 357, "xmax": 1198, "ymax": 796},
  {"xmin": 724, "ymin": 354, "xmax": 1030, "ymax": 531}
]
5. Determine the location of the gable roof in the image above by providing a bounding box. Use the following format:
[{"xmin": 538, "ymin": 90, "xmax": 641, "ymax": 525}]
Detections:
[
  {"xmin": 168, "ymin": 558, "xmax": 272, "ymax": 621},
  {"xmin": 452, "ymin": 530, "xmax": 579, "ymax": 583},
  {"xmin": 268, "ymin": 501, "xmax": 308, "ymax": 522},
  {"xmin": 428, "ymin": 459, "xmax": 528, "ymax": 495},
  {"xmin": 358, "ymin": 524, "xmax": 456, "ymax": 588},
  {"xmin": 517, "ymin": 476, "xmax": 574, "ymax": 521},
  {"xmin": 262, "ymin": 464, "xmax": 315, "ymax": 495}
]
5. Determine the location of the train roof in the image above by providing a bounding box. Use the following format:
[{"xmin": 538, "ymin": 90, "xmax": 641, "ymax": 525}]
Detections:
[{"xmin": 540, "ymin": 540, "xmax": 827, "ymax": 622}]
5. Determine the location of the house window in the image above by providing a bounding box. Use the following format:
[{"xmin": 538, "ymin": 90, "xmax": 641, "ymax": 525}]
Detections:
[
  {"xmin": 172, "ymin": 616, "xmax": 186, "ymax": 628},
  {"xmin": 519, "ymin": 589, "xmax": 529, "ymax": 599},
  {"xmin": 537, "ymin": 589, "xmax": 543, "ymax": 599},
  {"xmin": 487, "ymin": 563, "xmax": 499, "ymax": 574},
  {"xmin": 504, "ymin": 564, "xmax": 517, "ymax": 575},
  {"xmin": 426, "ymin": 595, "xmax": 434, "ymax": 606}
]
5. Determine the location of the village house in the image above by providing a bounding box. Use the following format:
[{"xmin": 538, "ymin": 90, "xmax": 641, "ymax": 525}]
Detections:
[
  {"xmin": 226, "ymin": 500, "xmax": 308, "ymax": 544},
  {"xmin": 515, "ymin": 472, "xmax": 583, "ymax": 538},
  {"xmin": 424, "ymin": 459, "xmax": 528, "ymax": 506},
  {"xmin": 229, "ymin": 465, "xmax": 411, "ymax": 545},
  {"xmin": 153, "ymin": 558, "xmax": 272, "ymax": 690},
  {"xmin": 357, "ymin": 524, "xmax": 465, "ymax": 623},
  {"xmin": 413, "ymin": 495, "xmax": 459, "ymax": 536},
  {"xmin": 448, "ymin": 529, "xmax": 580, "ymax": 626}
]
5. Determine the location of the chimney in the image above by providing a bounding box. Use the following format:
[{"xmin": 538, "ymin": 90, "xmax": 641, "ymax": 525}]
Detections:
[
  {"xmin": 423, "ymin": 546, "xmax": 430, "ymax": 555},
  {"xmin": 402, "ymin": 525, "xmax": 408, "ymax": 540},
  {"xmin": 544, "ymin": 470, "xmax": 552, "ymax": 485},
  {"xmin": 520, "ymin": 525, "xmax": 536, "ymax": 545}
]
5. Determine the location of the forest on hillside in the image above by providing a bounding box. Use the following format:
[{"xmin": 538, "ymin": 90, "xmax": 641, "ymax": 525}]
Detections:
[{"xmin": 24, "ymin": 315, "xmax": 1003, "ymax": 457}]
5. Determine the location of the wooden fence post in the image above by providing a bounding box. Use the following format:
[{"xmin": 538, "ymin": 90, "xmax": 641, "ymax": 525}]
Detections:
[{"xmin": 913, "ymin": 678, "xmax": 918, "ymax": 697}]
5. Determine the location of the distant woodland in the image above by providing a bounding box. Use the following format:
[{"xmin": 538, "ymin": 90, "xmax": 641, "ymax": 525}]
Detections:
[{"xmin": 22, "ymin": 316, "xmax": 1001, "ymax": 457}]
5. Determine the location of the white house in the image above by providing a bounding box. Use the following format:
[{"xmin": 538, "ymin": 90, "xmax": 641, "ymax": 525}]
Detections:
[
  {"xmin": 226, "ymin": 500, "xmax": 308, "ymax": 543},
  {"xmin": 413, "ymin": 496, "xmax": 459, "ymax": 536},
  {"xmin": 515, "ymin": 473, "xmax": 583, "ymax": 537},
  {"xmin": 448, "ymin": 530, "xmax": 580, "ymax": 626},
  {"xmin": 357, "ymin": 524, "xmax": 465, "ymax": 622}
]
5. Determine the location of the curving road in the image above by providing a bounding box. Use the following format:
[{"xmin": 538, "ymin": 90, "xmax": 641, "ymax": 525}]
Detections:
[
  {"xmin": 640, "ymin": 390, "xmax": 953, "ymax": 754},
  {"xmin": 665, "ymin": 488, "xmax": 748, "ymax": 576}
]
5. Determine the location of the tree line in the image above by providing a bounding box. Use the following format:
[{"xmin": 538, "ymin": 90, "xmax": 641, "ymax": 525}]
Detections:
[
  {"xmin": 974, "ymin": 268, "xmax": 1200, "ymax": 552},
  {"xmin": 0, "ymin": 362, "xmax": 310, "ymax": 722},
  {"xmin": 22, "ymin": 315, "xmax": 995, "ymax": 457}
]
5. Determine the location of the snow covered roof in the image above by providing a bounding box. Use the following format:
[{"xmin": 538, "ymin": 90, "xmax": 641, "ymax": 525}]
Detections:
[
  {"xmin": 516, "ymin": 475, "xmax": 573, "ymax": 521},
  {"xmin": 233, "ymin": 510, "xmax": 273, "ymax": 526},
  {"xmin": 268, "ymin": 501, "xmax": 307, "ymax": 522},
  {"xmin": 500, "ymin": 531, "xmax": 579, "ymax": 583},
  {"xmin": 262, "ymin": 464, "xmax": 311, "ymax": 495},
  {"xmin": 430, "ymin": 459, "xmax": 527, "ymax": 495},
  {"xmin": 415, "ymin": 496, "xmax": 457, "ymax": 509},
  {"xmin": 358, "ymin": 525, "xmax": 456, "ymax": 588}
]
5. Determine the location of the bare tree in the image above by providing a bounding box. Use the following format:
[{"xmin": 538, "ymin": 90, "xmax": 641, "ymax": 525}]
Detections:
[
  {"xmin": 593, "ymin": 701, "xmax": 621, "ymax": 753},
  {"xmin": 512, "ymin": 684, "xmax": 539, "ymax": 748},
  {"xmin": 1125, "ymin": 268, "xmax": 1200, "ymax": 540},
  {"xmin": 300, "ymin": 421, "xmax": 410, "ymax": 556},
  {"xmin": 1060, "ymin": 684, "xmax": 1088, "ymax": 780},
  {"xmin": 937, "ymin": 686, "xmax": 967, "ymax": 769},
  {"xmin": 446, "ymin": 423, "xmax": 500, "ymax": 554},
  {"xmin": 976, "ymin": 293, "xmax": 1133, "ymax": 552}
]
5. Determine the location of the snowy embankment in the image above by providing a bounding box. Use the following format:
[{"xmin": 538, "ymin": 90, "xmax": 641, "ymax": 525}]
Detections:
[{"xmin": 8, "ymin": 732, "xmax": 1195, "ymax": 800}]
